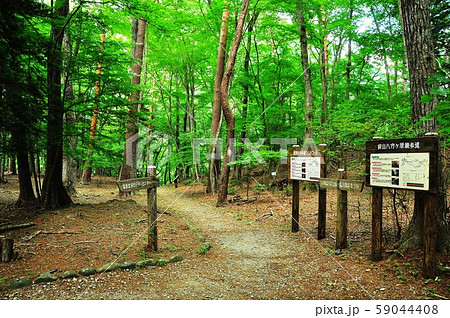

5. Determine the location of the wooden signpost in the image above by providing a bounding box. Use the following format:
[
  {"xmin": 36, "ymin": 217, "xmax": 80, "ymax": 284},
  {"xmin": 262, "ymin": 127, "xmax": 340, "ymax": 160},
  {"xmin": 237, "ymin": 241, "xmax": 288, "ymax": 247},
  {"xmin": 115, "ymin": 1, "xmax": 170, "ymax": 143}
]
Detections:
[
  {"xmin": 318, "ymin": 173, "xmax": 365, "ymax": 250},
  {"xmin": 335, "ymin": 169, "xmax": 348, "ymax": 250},
  {"xmin": 116, "ymin": 173, "xmax": 159, "ymax": 251},
  {"xmin": 288, "ymin": 144, "xmax": 326, "ymax": 238},
  {"xmin": 366, "ymin": 135, "xmax": 439, "ymax": 277}
]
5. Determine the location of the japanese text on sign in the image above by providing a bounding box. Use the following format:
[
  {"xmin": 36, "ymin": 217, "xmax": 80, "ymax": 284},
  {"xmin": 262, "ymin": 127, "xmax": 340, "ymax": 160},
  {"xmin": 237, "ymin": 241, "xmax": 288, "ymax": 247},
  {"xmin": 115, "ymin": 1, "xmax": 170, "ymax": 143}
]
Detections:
[{"xmin": 376, "ymin": 141, "xmax": 421, "ymax": 151}]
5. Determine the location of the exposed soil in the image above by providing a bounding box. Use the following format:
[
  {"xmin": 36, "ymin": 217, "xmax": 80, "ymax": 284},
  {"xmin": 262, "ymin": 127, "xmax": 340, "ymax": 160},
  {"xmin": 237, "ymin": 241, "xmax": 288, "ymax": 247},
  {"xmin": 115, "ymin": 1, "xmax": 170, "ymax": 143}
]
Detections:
[{"xmin": 0, "ymin": 175, "xmax": 449, "ymax": 299}]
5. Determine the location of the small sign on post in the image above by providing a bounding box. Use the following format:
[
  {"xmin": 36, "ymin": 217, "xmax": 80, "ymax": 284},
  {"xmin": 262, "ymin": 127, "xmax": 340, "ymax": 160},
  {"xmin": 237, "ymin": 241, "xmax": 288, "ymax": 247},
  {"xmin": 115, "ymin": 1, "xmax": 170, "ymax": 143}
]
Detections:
[
  {"xmin": 318, "ymin": 176, "xmax": 364, "ymax": 250},
  {"xmin": 116, "ymin": 174, "xmax": 159, "ymax": 252}
]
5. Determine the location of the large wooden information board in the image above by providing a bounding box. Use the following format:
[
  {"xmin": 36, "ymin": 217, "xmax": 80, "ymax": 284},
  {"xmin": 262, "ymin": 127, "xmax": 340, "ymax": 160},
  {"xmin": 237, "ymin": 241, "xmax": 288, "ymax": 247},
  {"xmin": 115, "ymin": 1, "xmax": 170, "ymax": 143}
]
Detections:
[
  {"xmin": 366, "ymin": 137, "xmax": 438, "ymax": 193},
  {"xmin": 365, "ymin": 136, "xmax": 440, "ymax": 277}
]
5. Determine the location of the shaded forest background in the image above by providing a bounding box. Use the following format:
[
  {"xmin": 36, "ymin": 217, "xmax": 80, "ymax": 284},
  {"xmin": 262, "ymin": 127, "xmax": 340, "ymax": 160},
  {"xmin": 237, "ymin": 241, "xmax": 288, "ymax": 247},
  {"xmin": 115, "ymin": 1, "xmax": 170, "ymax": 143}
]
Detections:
[{"xmin": 0, "ymin": 1, "xmax": 449, "ymax": 250}]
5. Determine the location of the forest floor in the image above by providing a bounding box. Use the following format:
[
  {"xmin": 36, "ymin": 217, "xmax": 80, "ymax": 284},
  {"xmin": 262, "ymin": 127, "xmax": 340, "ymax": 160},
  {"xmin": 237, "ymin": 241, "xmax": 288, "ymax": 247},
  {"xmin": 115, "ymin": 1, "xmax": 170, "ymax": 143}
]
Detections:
[{"xmin": 0, "ymin": 174, "xmax": 449, "ymax": 300}]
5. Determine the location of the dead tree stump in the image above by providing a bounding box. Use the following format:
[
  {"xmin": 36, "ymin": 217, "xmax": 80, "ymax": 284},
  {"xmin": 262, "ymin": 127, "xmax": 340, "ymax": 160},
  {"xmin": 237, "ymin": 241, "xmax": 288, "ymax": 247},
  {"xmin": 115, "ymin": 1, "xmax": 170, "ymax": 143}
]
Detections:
[{"xmin": 0, "ymin": 237, "xmax": 15, "ymax": 262}]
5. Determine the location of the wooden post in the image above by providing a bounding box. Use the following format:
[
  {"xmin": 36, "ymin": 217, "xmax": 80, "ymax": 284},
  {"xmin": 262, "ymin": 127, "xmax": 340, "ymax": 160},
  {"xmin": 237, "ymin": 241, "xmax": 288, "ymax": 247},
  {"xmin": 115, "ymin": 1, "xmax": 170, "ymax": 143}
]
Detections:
[
  {"xmin": 371, "ymin": 187, "xmax": 383, "ymax": 261},
  {"xmin": 147, "ymin": 167, "xmax": 158, "ymax": 252},
  {"xmin": 0, "ymin": 237, "xmax": 14, "ymax": 262},
  {"xmin": 423, "ymin": 192, "xmax": 437, "ymax": 277},
  {"xmin": 335, "ymin": 169, "xmax": 348, "ymax": 249},
  {"xmin": 318, "ymin": 144, "xmax": 327, "ymax": 240},
  {"xmin": 292, "ymin": 179, "xmax": 300, "ymax": 232}
]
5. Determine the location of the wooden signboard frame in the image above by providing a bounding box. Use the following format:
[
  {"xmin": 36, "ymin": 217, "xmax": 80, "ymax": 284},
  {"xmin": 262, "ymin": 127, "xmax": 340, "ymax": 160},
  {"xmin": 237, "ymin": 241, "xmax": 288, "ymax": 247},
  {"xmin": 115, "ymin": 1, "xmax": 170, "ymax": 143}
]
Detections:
[
  {"xmin": 116, "ymin": 175, "xmax": 159, "ymax": 252},
  {"xmin": 365, "ymin": 136, "xmax": 439, "ymax": 278},
  {"xmin": 288, "ymin": 145, "xmax": 326, "ymax": 239},
  {"xmin": 366, "ymin": 137, "xmax": 439, "ymax": 193}
]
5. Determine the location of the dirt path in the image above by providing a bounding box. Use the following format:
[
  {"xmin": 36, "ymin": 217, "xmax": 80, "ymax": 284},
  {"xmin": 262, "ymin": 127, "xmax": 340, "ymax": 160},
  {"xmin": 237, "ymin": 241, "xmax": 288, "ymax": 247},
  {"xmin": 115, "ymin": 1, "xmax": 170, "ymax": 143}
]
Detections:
[
  {"xmin": 69, "ymin": 186, "xmax": 382, "ymax": 300},
  {"xmin": 150, "ymin": 187, "xmax": 374, "ymax": 300},
  {"xmin": 3, "ymin": 185, "xmax": 431, "ymax": 299}
]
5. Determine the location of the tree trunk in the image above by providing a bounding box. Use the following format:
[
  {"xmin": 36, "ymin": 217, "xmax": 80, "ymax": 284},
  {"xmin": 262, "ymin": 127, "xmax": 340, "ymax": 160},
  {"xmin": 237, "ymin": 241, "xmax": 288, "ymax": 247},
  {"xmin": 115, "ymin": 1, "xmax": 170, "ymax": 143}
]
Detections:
[
  {"xmin": 9, "ymin": 156, "xmax": 16, "ymax": 175},
  {"xmin": 29, "ymin": 153, "xmax": 40, "ymax": 202},
  {"xmin": 0, "ymin": 237, "xmax": 15, "ymax": 263},
  {"xmin": 399, "ymin": 0, "xmax": 438, "ymax": 133},
  {"xmin": 83, "ymin": 33, "xmax": 105, "ymax": 184},
  {"xmin": 62, "ymin": 32, "xmax": 79, "ymax": 195},
  {"xmin": 16, "ymin": 151, "xmax": 36, "ymax": 206},
  {"xmin": 217, "ymin": 0, "xmax": 250, "ymax": 206},
  {"xmin": 0, "ymin": 150, "xmax": 5, "ymax": 183},
  {"xmin": 296, "ymin": 3, "xmax": 314, "ymax": 139},
  {"xmin": 397, "ymin": 0, "xmax": 449, "ymax": 252},
  {"xmin": 346, "ymin": 1, "xmax": 353, "ymax": 101},
  {"xmin": 236, "ymin": 13, "xmax": 257, "ymax": 181},
  {"xmin": 370, "ymin": 6, "xmax": 392, "ymax": 101},
  {"xmin": 319, "ymin": 6, "xmax": 329, "ymax": 126},
  {"xmin": 207, "ymin": 2, "xmax": 229, "ymax": 194},
  {"xmin": 121, "ymin": 18, "xmax": 146, "ymax": 186},
  {"xmin": 394, "ymin": 59, "xmax": 398, "ymax": 94},
  {"xmin": 42, "ymin": 0, "xmax": 73, "ymax": 208}
]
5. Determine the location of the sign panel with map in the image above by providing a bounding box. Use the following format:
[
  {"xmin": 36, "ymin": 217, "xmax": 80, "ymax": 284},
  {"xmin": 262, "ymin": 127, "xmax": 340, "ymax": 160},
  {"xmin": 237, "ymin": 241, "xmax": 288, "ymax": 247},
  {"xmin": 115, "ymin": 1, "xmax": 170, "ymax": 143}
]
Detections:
[
  {"xmin": 366, "ymin": 137, "xmax": 438, "ymax": 192},
  {"xmin": 290, "ymin": 156, "xmax": 321, "ymax": 181},
  {"xmin": 288, "ymin": 146, "xmax": 323, "ymax": 182},
  {"xmin": 370, "ymin": 153, "xmax": 429, "ymax": 190}
]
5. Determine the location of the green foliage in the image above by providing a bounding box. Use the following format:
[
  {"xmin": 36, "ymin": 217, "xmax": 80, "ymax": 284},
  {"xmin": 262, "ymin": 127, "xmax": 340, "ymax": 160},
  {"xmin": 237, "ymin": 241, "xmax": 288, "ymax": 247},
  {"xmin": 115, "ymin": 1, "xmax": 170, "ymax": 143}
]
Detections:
[
  {"xmin": 423, "ymin": 69, "xmax": 450, "ymax": 142},
  {"xmin": 1, "ymin": 0, "xmax": 443, "ymax": 194}
]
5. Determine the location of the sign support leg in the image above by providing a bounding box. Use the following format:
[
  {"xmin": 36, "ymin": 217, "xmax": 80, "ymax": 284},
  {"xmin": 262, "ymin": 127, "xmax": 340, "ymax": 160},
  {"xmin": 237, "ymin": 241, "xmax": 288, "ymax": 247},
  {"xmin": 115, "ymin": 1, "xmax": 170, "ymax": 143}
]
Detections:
[
  {"xmin": 423, "ymin": 192, "xmax": 437, "ymax": 278},
  {"xmin": 371, "ymin": 187, "xmax": 383, "ymax": 261},
  {"xmin": 336, "ymin": 169, "xmax": 348, "ymax": 249},
  {"xmin": 147, "ymin": 186, "xmax": 158, "ymax": 252},
  {"xmin": 318, "ymin": 188, "xmax": 326, "ymax": 240},
  {"xmin": 147, "ymin": 167, "xmax": 158, "ymax": 252},
  {"xmin": 292, "ymin": 180, "xmax": 299, "ymax": 232},
  {"xmin": 318, "ymin": 145, "xmax": 327, "ymax": 240}
]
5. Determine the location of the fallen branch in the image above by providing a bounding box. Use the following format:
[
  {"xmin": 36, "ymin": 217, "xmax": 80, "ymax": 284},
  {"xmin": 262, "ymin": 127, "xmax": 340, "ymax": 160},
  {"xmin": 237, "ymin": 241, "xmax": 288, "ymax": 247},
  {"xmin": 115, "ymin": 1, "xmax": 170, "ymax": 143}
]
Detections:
[
  {"xmin": 73, "ymin": 240, "xmax": 98, "ymax": 245},
  {"xmin": 386, "ymin": 249, "xmax": 404, "ymax": 258},
  {"xmin": 0, "ymin": 222, "xmax": 36, "ymax": 233},
  {"xmin": 41, "ymin": 231, "xmax": 82, "ymax": 235},
  {"xmin": 434, "ymin": 294, "xmax": 449, "ymax": 300},
  {"xmin": 22, "ymin": 230, "xmax": 42, "ymax": 241},
  {"xmin": 255, "ymin": 209, "xmax": 273, "ymax": 221},
  {"xmin": 237, "ymin": 197, "xmax": 257, "ymax": 205}
]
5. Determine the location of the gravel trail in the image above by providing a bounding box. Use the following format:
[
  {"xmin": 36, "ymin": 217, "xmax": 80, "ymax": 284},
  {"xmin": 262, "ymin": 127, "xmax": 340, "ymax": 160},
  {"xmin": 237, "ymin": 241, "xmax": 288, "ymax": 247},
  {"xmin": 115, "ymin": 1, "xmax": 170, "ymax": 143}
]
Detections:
[{"xmin": 3, "ymin": 186, "xmax": 390, "ymax": 299}]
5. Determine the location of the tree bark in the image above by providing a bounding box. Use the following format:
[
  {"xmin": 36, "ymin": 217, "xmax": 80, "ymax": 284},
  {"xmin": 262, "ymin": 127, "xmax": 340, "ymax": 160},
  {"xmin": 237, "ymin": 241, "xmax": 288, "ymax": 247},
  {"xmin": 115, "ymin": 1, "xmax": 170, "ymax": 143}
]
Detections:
[
  {"xmin": 296, "ymin": 3, "xmax": 314, "ymax": 139},
  {"xmin": 397, "ymin": 0, "xmax": 449, "ymax": 252},
  {"xmin": 207, "ymin": 2, "xmax": 229, "ymax": 194},
  {"xmin": 319, "ymin": 6, "xmax": 329, "ymax": 125},
  {"xmin": 370, "ymin": 6, "xmax": 392, "ymax": 101},
  {"xmin": 0, "ymin": 238, "xmax": 15, "ymax": 263},
  {"xmin": 399, "ymin": 0, "xmax": 438, "ymax": 133},
  {"xmin": 0, "ymin": 152, "xmax": 5, "ymax": 183},
  {"xmin": 83, "ymin": 33, "xmax": 105, "ymax": 184},
  {"xmin": 62, "ymin": 32, "xmax": 79, "ymax": 195},
  {"xmin": 9, "ymin": 156, "xmax": 16, "ymax": 175},
  {"xmin": 121, "ymin": 18, "xmax": 146, "ymax": 186},
  {"xmin": 217, "ymin": 0, "xmax": 250, "ymax": 206},
  {"xmin": 16, "ymin": 151, "xmax": 36, "ymax": 206},
  {"xmin": 42, "ymin": 0, "xmax": 73, "ymax": 208},
  {"xmin": 345, "ymin": 1, "xmax": 353, "ymax": 101},
  {"xmin": 236, "ymin": 15, "xmax": 256, "ymax": 181}
]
